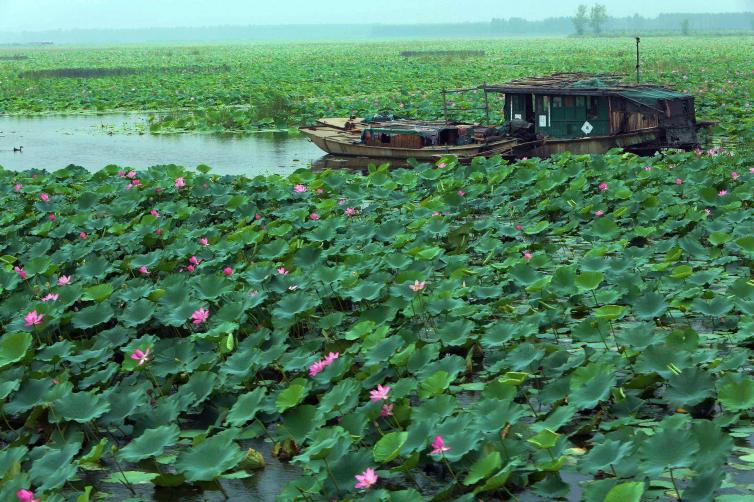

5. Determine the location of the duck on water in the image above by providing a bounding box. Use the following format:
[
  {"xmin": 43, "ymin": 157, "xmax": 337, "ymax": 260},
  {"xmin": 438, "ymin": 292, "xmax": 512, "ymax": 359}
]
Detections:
[{"xmin": 300, "ymin": 72, "xmax": 715, "ymax": 162}]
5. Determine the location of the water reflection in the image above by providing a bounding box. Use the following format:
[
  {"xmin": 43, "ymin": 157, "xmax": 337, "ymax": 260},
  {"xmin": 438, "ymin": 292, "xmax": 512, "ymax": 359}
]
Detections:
[{"xmin": 0, "ymin": 114, "xmax": 327, "ymax": 176}]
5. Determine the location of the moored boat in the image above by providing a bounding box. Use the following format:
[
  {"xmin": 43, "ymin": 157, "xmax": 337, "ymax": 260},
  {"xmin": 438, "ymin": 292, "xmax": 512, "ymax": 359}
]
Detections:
[{"xmin": 301, "ymin": 73, "xmax": 713, "ymax": 162}]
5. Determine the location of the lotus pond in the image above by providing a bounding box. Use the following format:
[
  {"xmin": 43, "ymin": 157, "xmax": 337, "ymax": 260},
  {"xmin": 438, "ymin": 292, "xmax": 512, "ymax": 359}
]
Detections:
[
  {"xmin": 2, "ymin": 148, "xmax": 754, "ymax": 501},
  {"xmin": 0, "ymin": 38, "xmax": 752, "ymax": 147}
]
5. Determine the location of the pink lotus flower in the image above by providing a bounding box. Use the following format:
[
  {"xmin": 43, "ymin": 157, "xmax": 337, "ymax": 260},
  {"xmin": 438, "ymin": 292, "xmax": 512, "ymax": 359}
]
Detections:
[
  {"xmin": 223, "ymin": 267, "xmax": 233, "ymax": 276},
  {"xmin": 39, "ymin": 193, "xmax": 49, "ymax": 202},
  {"xmin": 644, "ymin": 165, "xmax": 652, "ymax": 171},
  {"xmin": 156, "ymin": 187, "xmax": 162, "ymax": 193},
  {"xmin": 457, "ymin": 190, "xmax": 465, "ymax": 196},
  {"xmin": 16, "ymin": 489, "xmax": 40, "ymax": 502},
  {"xmin": 155, "ymin": 229, "xmax": 162, "ymax": 236},
  {"xmin": 139, "ymin": 266, "xmax": 149, "ymax": 275},
  {"xmin": 515, "ymin": 224, "xmax": 523, "ymax": 231},
  {"xmin": 186, "ymin": 264, "xmax": 195, "ymax": 273},
  {"xmin": 192, "ymin": 307, "xmax": 209, "ymax": 324},
  {"xmin": 523, "ymin": 251, "xmax": 533, "ymax": 261},
  {"xmin": 595, "ymin": 210, "xmax": 604, "ymax": 217},
  {"xmin": 675, "ymin": 178, "xmax": 683, "ymax": 185},
  {"xmin": 355, "ymin": 468, "xmax": 378, "ymax": 490},
  {"xmin": 79, "ymin": 232, "xmax": 87, "ymax": 239},
  {"xmin": 309, "ymin": 360, "xmax": 326, "ymax": 377},
  {"xmin": 57, "ymin": 275, "xmax": 71, "ymax": 285},
  {"xmin": 430, "ymin": 435, "xmax": 451, "ymax": 455},
  {"xmin": 14, "ymin": 266, "xmax": 27, "ymax": 280},
  {"xmin": 316, "ymin": 188, "xmax": 324, "ymax": 194},
  {"xmin": 117, "ymin": 171, "xmax": 126, "ymax": 178},
  {"xmin": 126, "ymin": 171, "xmax": 137, "ymax": 179},
  {"xmin": 175, "ymin": 177, "xmax": 186, "ymax": 188},
  {"xmin": 599, "ymin": 183, "xmax": 608, "ymax": 192},
  {"xmin": 255, "ymin": 213, "xmax": 262, "ymax": 220},
  {"xmin": 732, "ymin": 171, "xmax": 740, "ymax": 180},
  {"xmin": 370, "ymin": 384, "xmax": 391, "ymax": 402},
  {"xmin": 41, "ymin": 293, "xmax": 59, "ymax": 302},
  {"xmin": 49, "ymin": 213, "xmax": 56, "ymax": 221},
  {"xmin": 380, "ymin": 403, "xmax": 394, "ymax": 417},
  {"xmin": 750, "ymin": 168, "xmax": 754, "ymax": 174},
  {"xmin": 293, "ymin": 184, "xmax": 307, "ymax": 193},
  {"xmin": 130, "ymin": 347, "xmax": 151, "ymax": 366},
  {"xmin": 437, "ymin": 162, "xmax": 447, "ymax": 169},
  {"xmin": 310, "ymin": 213, "xmax": 320, "ymax": 221},
  {"xmin": 277, "ymin": 267, "xmax": 289, "ymax": 276},
  {"xmin": 131, "ymin": 179, "xmax": 141, "ymax": 186},
  {"xmin": 14, "ymin": 183, "xmax": 23, "ymax": 192},
  {"xmin": 189, "ymin": 256, "xmax": 200, "ymax": 265},
  {"xmin": 338, "ymin": 199, "xmax": 346, "ymax": 205},
  {"xmin": 150, "ymin": 210, "xmax": 159, "ymax": 217},
  {"xmin": 409, "ymin": 280, "xmax": 426, "ymax": 292},
  {"xmin": 719, "ymin": 190, "xmax": 727, "ymax": 197},
  {"xmin": 345, "ymin": 207, "xmax": 357, "ymax": 216},
  {"xmin": 199, "ymin": 237, "xmax": 209, "ymax": 246},
  {"xmin": 24, "ymin": 310, "xmax": 44, "ymax": 327}
]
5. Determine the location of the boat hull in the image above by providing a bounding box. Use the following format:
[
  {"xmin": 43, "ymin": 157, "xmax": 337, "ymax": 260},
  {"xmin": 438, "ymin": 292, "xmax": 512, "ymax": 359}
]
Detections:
[{"xmin": 299, "ymin": 124, "xmax": 517, "ymax": 160}]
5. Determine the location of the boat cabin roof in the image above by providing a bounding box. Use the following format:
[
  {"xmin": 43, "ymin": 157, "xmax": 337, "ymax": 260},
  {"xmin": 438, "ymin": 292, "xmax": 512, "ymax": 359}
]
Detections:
[
  {"xmin": 480, "ymin": 72, "xmax": 690, "ymax": 101},
  {"xmin": 363, "ymin": 120, "xmax": 470, "ymax": 135}
]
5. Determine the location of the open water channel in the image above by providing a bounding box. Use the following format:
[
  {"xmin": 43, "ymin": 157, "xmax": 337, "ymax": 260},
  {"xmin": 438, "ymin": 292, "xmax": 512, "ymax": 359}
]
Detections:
[{"xmin": 0, "ymin": 114, "xmax": 333, "ymax": 176}]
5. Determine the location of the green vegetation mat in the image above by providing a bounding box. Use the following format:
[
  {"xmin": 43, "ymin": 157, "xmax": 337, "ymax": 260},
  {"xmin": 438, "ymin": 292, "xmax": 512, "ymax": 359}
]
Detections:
[
  {"xmin": 0, "ymin": 38, "xmax": 751, "ymax": 144},
  {"xmin": 2, "ymin": 148, "xmax": 754, "ymax": 500}
]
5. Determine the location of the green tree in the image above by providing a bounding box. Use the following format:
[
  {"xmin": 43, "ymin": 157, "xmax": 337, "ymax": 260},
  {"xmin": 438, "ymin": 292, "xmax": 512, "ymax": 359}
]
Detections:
[
  {"xmin": 573, "ymin": 5, "xmax": 589, "ymax": 36},
  {"xmin": 681, "ymin": 19, "xmax": 690, "ymax": 36},
  {"xmin": 589, "ymin": 4, "xmax": 609, "ymax": 35}
]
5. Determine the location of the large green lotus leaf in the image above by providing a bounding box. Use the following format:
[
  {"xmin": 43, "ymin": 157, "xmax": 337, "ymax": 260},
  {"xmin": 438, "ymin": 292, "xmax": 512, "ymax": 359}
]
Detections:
[
  {"xmin": 689, "ymin": 296, "xmax": 733, "ymax": 317},
  {"xmin": 463, "ymin": 451, "xmax": 502, "ymax": 486},
  {"xmin": 102, "ymin": 471, "xmax": 160, "ymax": 484},
  {"xmin": 257, "ymin": 239, "xmax": 289, "ymax": 260},
  {"xmin": 155, "ymin": 303, "xmax": 197, "ymax": 327},
  {"xmin": 373, "ymin": 431, "xmax": 408, "ymax": 463},
  {"xmin": 569, "ymin": 363, "xmax": 614, "ymax": 410},
  {"xmin": 4, "ymin": 378, "xmax": 53, "ymax": 415},
  {"xmin": 718, "ymin": 375, "xmax": 754, "ymax": 412},
  {"xmin": 175, "ymin": 431, "xmax": 245, "ymax": 482},
  {"xmin": 29, "ymin": 445, "xmax": 79, "ymax": 492},
  {"xmin": 593, "ymin": 305, "xmax": 625, "ymax": 321},
  {"xmin": 51, "ymin": 391, "xmax": 111, "ymax": 423},
  {"xmin": 82, "ymin": 283, "xmax": 114, "ymax": 302},
  {"xmin": 72, "ymin": 302, "xmax": 115, "ymax": 330},
  {"xmin": 0, "ymin": 331, "xmax": 32, "ymax": 369},
  {"xmin": 580, "ymin": 439, "xmax": 632, "ymax": 473},
  {"xmin": 0, "ymin": 369, "xmax": 22, "ymax": 400},
  {"xmin": 281, "ymin": 404, "xmax": 320, "ymax": 443},
  {"xmin": 345, "ymin": 281, "xmax": 384, "ymax": 302},
  {"xmin": 690, "ymin": 420, "xmax": 733, "ymax": 473},
  {"xmin": 632, "ymin": 292, "xmax": 668, "ymax": 320},
  {"xmin": 664, "ymin": 367, "xmax": 714, "ymax": 408},
  {"xmin": 638, "ymin": 417, "xmax": 699, "ymax": 476},
  {"xmin": 225, "ymin": 388, "xmax": 267, "ymax": 427},
  {"xmin": 273, "ymin": 292, "xmax": 319, "ymax": 319},
  {"xmin": 193, "ymin": 274, "xmax": 233, "ymax": 300},
  {"xmin": 604, "ymin": 482, "xmax": 644, "ymax": 502},
  {"xmin": 275, "ymin": 384, "xmax": 307, "ymax": 413},
  {"xmin": 24, "ymin": 256, "xmax": 52, "ymax": 276},
  {"xmin": 121, "ymin": 298, "xmax": 156, "ymax": 327},
  {"xmin": 0, "ymin": 445, "xmax": 27, "ymax": 478},
  {"xmin": 575, "ymin": 271, "xmax": 603, "ymax": 291},
  {"xmin": 76, "ymin": 255, "xmax": 111, "ymax": 279},
  {"xmin": 437, "ymin": 319, "xmax": 474, "ymax": 346},
  {"xmin": 118, "ymin": 424, "xmax": 181, "ymax": 462}
]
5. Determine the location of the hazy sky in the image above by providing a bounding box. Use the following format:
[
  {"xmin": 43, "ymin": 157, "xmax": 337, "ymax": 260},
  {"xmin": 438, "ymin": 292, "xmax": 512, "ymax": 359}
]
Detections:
[{"xmin": 0, "ymin": 0, "xmax": 751, "ymax": 31}]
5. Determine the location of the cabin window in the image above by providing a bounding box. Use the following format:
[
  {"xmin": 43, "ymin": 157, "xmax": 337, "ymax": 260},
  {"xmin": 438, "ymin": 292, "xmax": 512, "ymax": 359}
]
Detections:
[
  {"xmin": 587, "ymin": 96, "xmax": 601, "ymax": 120},
  {"xmin": 575, "ymin": 96, "xmax": 585, "ymax": 107},
  {"xmin": 564, "ymin": 96, "xmax": 574, "ymax": 108},
  {"xmin": 552, "ymin": 96, "xmax": 562, "ymax": 108},
  {"xmin": 380, "ymin": 133, "xmax": 391, "ymax": 144}
]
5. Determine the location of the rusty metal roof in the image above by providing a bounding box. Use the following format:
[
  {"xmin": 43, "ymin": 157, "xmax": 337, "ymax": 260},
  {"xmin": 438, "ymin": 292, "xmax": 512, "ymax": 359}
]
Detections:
[{"xmin": 481, "ymin": 72, "xmax": 689, "ymax": 99}]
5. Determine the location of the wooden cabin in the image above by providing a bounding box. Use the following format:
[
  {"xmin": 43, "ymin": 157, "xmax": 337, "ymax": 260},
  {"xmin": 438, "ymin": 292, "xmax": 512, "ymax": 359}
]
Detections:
[{"xmin": 482, "ymin": 73, "xmax": 699, "ymax": 148}]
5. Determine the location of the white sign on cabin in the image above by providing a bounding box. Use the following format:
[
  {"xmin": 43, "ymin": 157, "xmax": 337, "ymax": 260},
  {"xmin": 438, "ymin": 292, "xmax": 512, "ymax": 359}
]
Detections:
[
  {"xmin": 514, "ymin": 114, "xmax": 522, "ymax": 119},
  {"xmin": 581, "ymin": 121, "xmax": 594, "ymax": 135},
  {"xmin": 539, "ymin": 115, "xmax": 547, "ymax": 127}
]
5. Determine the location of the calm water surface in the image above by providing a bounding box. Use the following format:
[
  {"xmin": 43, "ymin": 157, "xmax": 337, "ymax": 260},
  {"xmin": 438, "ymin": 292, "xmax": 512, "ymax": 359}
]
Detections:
[{"xmin": 0, "ymin": 114, "xmax": 328, "ymax": 176}]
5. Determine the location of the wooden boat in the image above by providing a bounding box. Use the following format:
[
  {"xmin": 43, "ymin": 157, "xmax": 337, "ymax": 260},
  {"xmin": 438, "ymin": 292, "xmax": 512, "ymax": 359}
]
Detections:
[
  {"xmin": 300, "ymin": 118, "xmax": 518, "ymax": 160},
  {"xmin": 301, "ymin": 73, "xmax": 713, "ymax": 162}
]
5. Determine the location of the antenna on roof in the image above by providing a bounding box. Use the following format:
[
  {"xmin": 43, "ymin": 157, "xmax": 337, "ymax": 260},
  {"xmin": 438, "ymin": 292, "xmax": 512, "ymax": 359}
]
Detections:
[{"xmin": 635, "ymin": 37, "xmax": 641, "ymax": 84}]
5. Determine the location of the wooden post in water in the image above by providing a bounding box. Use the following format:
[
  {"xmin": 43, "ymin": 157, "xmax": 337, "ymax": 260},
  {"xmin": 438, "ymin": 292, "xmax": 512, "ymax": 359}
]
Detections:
[
  {"xmin": 442, "ymin": 89, "xmax": 449, "ymax": 123},
  {"xmin": 483, "ymin": 84, "xmax": 490, "ymax": 124},
  {"xmin": 635, "ymin": 37, "xmax": 641, "ymax": 83}
]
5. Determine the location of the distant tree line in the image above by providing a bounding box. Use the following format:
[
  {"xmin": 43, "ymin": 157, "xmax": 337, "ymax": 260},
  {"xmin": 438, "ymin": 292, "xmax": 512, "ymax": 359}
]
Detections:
[{"xmin": 0, "ymin": 12, "xmax": 752, "ymax": 44}]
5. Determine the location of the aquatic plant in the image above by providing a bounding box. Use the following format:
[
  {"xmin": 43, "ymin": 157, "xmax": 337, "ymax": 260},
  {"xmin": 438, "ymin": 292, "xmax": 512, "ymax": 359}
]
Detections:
[{"xmin": 1, "ymin": 149, "xmax": 754, "ymax": 500}]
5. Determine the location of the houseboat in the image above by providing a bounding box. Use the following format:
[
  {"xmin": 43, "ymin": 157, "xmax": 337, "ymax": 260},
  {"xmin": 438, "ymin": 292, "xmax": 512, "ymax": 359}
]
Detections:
[{"xmin": 300, "ymin": 73, "xmax": 712, "ymax": 161}]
